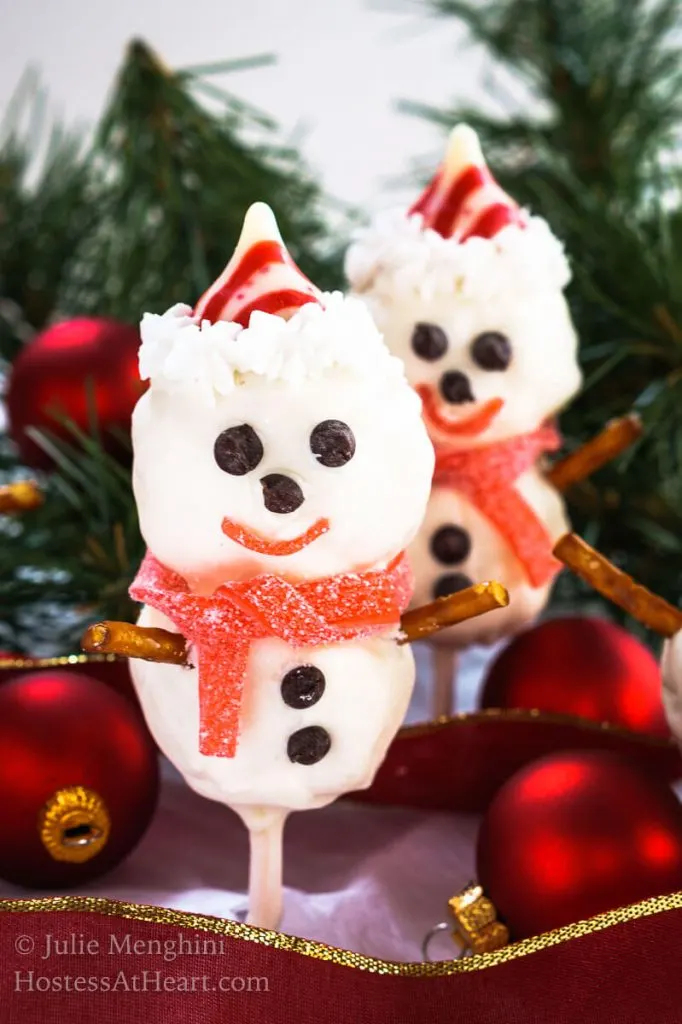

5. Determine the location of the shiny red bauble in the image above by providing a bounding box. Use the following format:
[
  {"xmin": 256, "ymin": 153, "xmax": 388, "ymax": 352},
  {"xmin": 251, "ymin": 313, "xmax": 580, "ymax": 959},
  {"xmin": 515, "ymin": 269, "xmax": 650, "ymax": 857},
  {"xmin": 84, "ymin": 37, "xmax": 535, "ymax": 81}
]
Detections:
[
  {"xmin": 481, "ymin": 616, "xmax": 669, "ymax": 738},
  {"xmin": 6, "ymin": 318, "xmax": 144, "ymax": 468},
  {"xmin": 477, "ymin": 751, "xmax": 682, "ymax": 939},
  {"xmin": 0, "ymin": 654, "xmax": 140, "ymax": 708},
  {"xmin": 0, "ymin": 671, "xmax": 158, "ymax": 888}
]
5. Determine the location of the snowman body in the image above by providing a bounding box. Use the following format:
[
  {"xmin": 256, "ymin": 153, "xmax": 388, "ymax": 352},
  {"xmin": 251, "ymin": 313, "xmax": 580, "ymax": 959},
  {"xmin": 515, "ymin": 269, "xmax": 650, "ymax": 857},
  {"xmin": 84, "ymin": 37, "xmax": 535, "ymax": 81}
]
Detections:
[
  {"xmin": 133, "ymin": 606, "xmax": 414, "ymax": 811},
  {"xmin": 409, "ymin": 470, "xmax": 569, "ymax": 647},
  {"xmin": 129, "ymin": 275, "xmax": 434, "ymax": 819}
]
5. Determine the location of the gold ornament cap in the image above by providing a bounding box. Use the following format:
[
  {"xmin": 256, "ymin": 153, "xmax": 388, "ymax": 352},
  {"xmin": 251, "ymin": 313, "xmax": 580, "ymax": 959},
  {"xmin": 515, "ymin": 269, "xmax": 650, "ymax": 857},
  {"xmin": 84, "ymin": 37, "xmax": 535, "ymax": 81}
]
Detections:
[
  {"xmin": 0, "ymin": 480, "xmax": 42, "ymax": 514},
  {"xmin": 39, "ymin": 786, "xmax": 111, "ymax": 864},
  {"xmin": 448, "ymin": 883, "xmax": 510, "ymax": 955}
]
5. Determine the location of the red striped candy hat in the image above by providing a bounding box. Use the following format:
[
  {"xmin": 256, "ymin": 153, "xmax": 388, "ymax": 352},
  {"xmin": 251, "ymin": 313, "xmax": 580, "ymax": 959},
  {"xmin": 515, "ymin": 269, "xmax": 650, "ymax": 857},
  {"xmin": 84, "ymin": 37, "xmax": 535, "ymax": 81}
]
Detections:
[
  {"xmin": 410, "ymin": 124, "xmax": 526, "ymax": 241},
  {"xmin": 194, "ymin": 203, "xmax": 322, "ymax": 327}
]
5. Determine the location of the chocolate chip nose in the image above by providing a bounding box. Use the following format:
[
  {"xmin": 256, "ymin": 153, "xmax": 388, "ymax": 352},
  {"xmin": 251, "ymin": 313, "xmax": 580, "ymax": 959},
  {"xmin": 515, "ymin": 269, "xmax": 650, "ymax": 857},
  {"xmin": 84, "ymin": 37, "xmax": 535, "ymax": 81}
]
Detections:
[
  {"xmin": 440, "ymin": 370, "xmax": 475, "ymax": 404},
  {"xmin": 261, "ymin": 474, "xmax": 304, "ymax": 514}
]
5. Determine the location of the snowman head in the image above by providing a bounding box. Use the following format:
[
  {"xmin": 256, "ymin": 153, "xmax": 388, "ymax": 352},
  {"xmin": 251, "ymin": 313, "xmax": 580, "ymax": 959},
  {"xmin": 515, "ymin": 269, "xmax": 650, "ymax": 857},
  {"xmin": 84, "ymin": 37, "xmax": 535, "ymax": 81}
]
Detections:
[
  {"xmin": 346, "ymin": 126, "xmax": 582, "ymax": 449},
  {"xmin": 132, "ymin": 203, "xmax": 434, "ymax": 585}
]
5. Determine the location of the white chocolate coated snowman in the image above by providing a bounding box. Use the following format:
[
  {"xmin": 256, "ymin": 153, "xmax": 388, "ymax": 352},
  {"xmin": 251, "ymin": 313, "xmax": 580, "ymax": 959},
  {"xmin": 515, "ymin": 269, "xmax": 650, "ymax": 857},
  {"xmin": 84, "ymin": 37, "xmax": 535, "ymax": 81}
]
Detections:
[
  {"xmin": 347, "ymin": 125, "xmax": 582, "ymax": 651},
  {"xmin": 661, "ymin": 633, "xmax": 682, "ymax": 743},
  {"xmin": 128, "ymin": 203, "xmax": 434, "ymax": 927}
]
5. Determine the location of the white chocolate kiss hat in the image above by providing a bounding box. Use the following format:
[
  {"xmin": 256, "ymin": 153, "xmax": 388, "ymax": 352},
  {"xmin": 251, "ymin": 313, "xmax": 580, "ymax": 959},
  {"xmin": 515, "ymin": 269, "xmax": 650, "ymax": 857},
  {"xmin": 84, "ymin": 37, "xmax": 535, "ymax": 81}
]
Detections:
[
  {"xmin": 193, "ymin": 202, "xmax": 322, "ymax": 326},
  {"xmin": 409, "ymin": 123, "xmax": 526, "ymax": 241},
  {"xmin": 138, "ymin": 203, "xmax": 407, "ymax": 398},
  {"xmin": 345, "ymin": 124, "xmax": 571, "ymax": 300}
]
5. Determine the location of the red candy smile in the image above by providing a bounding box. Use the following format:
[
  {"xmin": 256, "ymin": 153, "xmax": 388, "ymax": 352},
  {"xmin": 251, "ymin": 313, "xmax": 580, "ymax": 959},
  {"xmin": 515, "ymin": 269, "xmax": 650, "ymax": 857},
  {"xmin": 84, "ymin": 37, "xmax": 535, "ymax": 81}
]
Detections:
[
  {"xmin": 221, "ymin": 516, "xmax": 330, "ymax": 556},
  {"xmin": 416, "ymin": 384, "xmax": 503, "ymax": 439}
]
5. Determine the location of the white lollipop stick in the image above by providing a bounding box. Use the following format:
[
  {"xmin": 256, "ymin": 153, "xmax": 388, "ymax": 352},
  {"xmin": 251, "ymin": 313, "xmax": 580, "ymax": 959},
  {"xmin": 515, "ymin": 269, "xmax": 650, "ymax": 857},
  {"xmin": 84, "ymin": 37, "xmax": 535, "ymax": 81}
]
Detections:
[
  {"xmin": 431, "ymin": 647, "xmax": 458, "ymax": 720},
  {"xmin": 237, "ymin": 807, "xmax": 287, "ymax": 931}
]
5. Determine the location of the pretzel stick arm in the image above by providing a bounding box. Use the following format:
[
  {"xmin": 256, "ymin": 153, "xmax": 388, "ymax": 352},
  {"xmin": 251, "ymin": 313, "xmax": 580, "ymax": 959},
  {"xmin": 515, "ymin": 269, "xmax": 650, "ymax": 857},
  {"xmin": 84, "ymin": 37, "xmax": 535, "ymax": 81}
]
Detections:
[
  {"xmin": 81, "ymin": 582, "xmax": 510, "ymax": 664},
  {"xmin": 82, "ymin": 621, "xmax": 189, "ymax": 665},
  {"xmin": 553, "ymin": 533, "xmax": 682, "ymax": 638},
  {"xmin": 398, "ymin": 581, "xmax": 509, "ymax": 644},
  {"xmin": 547, "ymin": 414, "xmax": 642, "ymax": 492}
]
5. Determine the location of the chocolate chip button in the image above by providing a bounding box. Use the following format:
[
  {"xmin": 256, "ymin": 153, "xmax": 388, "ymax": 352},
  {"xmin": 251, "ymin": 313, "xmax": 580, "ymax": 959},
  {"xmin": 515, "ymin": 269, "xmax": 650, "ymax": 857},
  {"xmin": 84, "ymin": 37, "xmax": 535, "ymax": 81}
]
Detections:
[
  {"xmin": 433, "ymin": 572, "xmax": 474, "ymax": 600},
  {"xmin": 430, "ymin": 525, "xmax": 471, "ymax": 566},
  {"xmin": 281, "ymin": 665, "xmax": 326, "ymax": 709},
  {"xmin": 287, "ymin": 726, "xmax": 331, "ymax": 765}
]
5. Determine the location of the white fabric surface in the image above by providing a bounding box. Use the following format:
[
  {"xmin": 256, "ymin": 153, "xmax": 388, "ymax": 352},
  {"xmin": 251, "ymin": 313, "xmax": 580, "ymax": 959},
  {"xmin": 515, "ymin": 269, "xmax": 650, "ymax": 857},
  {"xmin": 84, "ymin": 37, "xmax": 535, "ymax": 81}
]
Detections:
[{"xmin": 0, "ymin": 644, "xmax": 497, "ymax": 962}]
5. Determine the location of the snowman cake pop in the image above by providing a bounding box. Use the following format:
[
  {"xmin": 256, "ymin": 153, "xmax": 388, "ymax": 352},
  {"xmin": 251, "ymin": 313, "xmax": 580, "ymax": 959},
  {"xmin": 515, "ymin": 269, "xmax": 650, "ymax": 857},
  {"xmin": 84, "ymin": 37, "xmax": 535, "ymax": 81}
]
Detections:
[
  {"xmin": 116, "ymin": 202, "xmax": 442, "ymax": 930},
  {"xmin": 346, "ymin": 125, "xmax": 582, "ymax": 715}
]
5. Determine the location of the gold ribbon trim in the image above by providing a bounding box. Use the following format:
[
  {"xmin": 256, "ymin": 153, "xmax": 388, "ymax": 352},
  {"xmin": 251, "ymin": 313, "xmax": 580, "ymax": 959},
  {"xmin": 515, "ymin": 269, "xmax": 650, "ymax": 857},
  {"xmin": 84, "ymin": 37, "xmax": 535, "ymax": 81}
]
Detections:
[
  {"xmin": 1, "ymin": 891, "xmax": 681, "ymax": 976},
  {"xmin": 398, "ymin": 705, "xmax": 680, "ymax": 751},
  {"xmin": 0, "ymin": 653, "xmax": 120, "ymax": 670}
]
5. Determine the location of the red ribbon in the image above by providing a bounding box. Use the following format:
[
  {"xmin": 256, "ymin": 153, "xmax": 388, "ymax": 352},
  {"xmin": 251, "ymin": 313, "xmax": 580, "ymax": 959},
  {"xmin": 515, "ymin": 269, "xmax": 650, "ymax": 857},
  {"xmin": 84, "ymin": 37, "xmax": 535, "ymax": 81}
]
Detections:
[
  {"xmin": 433, "ymin": 423, "xmax": 563, "ymax": 588},
  {"xmin": 130, "ymin": 552, "xmax": 413, "ymax": 758}
]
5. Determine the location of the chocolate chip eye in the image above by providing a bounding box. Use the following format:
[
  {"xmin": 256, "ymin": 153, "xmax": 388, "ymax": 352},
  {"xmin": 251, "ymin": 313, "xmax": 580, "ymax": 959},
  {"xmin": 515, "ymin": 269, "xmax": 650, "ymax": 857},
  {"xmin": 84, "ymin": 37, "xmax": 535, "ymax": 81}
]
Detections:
[
  {"xmin": 214, "ymin": 424, "xmax": 263, "ymax": 475},
  {"xmin": 310, "ymin": 420, "xmax": 355, "ymax": 468},
  {"xmin": 411, "ymin": 322, "xmax": 448, "ymax": 361},
  {"xmin": 471, "ymin": 332, "xmax": 512, "ymax": 371}
]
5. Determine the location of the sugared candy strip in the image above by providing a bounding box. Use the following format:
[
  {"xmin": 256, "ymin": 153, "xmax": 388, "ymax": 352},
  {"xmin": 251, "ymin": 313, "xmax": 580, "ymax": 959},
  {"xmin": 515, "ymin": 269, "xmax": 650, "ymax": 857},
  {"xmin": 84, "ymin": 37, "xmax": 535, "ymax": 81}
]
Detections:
[
  {"xmin": 221, "ymin": 516, "xmax": 330, "ymax": 556},
  {"xmin": 417, "ymin": 384, "xmax": 504, "ymax": 438},
  {"xmin": 433, "ymin": 423, "xmax": 563, "ymax": 588},
  {"xmin": 83, "ymin": 580, "xmax": 510, "ymax": 664},
  {"xmin": 129, "ymin": 551, "xmax": 413, "ymax": 758}
]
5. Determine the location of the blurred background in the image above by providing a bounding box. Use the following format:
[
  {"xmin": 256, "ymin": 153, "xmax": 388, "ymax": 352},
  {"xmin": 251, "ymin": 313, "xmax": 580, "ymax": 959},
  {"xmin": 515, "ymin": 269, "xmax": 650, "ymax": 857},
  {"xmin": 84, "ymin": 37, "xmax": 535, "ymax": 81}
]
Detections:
[
  {"xmin": 1, "ymin": 0, "xmax": 682, "ymax": 653},
  {"xmin": 0, "ymin": 0, "xmax": 493, "ymax": 208}
]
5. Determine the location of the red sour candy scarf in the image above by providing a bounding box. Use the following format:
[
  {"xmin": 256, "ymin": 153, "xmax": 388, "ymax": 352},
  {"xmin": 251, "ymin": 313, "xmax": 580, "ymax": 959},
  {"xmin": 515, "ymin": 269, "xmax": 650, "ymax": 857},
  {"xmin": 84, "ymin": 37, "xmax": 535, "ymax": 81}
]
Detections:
[
  {"xmin": 130, "ymin": 552, "xmax": 413, "ymax": 758},
  {"xmin": 433, "ymin": 423, "xmax": 562, "ymax": 588}
]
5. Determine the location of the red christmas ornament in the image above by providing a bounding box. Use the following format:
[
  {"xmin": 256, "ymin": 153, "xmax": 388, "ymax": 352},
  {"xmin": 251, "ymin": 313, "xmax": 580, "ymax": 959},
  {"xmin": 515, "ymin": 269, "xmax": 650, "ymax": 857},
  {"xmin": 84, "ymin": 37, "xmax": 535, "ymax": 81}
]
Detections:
[
  {"xmin": 0, "ymin": 671, "xmax": 158, "ymax": 888},
  {"xmin": 6, "ymin": 318, "xmax": 144, "ymax": 468},
  {"xmin": 0, "ymin": 654, "xmax": 141, "ymax": 708},
  {"xmin": 481, "ymin": 616, "xmax": 669, "ymax": 738},
  {"xmin": 477, "ymin": 751, "xmax": 682, "ymax": 939}
]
